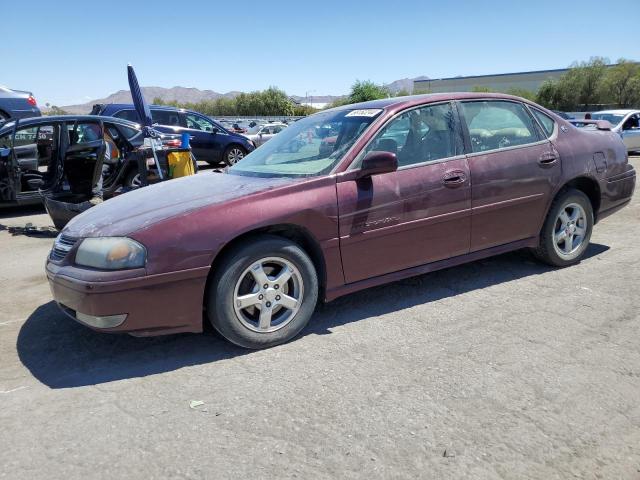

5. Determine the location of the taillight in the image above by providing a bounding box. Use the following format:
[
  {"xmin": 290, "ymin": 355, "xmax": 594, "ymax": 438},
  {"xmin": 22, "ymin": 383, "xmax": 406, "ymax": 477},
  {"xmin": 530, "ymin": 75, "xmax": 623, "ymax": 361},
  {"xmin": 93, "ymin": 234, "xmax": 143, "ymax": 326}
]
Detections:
[
  {"xmin": 27, "ymin": 95, "xmax": 37, "ymax": 106},
  {"xmin": 164, "ymin": 139, "xmax": 181, "ymax": 147}
]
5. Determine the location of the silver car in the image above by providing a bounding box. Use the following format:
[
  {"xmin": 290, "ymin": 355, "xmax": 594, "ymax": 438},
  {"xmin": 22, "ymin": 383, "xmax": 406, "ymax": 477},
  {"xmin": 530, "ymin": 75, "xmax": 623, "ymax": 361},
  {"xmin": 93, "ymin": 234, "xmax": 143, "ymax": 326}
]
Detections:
[
  {"xmin": 0, "ymin": 85, "xmax": 41, "ymax": 122},
  {"xmin": 243, "ymin": 122, "xmax": 288, "ymax": 147},
  {"xmin": 591, "ymin": 110, "xmax": 640, "ymax": 152}
]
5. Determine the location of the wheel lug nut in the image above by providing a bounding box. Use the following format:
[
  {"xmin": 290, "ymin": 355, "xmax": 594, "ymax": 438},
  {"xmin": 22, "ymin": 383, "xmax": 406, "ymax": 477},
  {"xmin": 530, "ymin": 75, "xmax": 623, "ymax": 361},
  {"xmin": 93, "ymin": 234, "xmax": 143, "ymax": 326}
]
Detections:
[
  {"xmin": 258, "ymin": 294, "xmax": 264, "ymax": 300},
  {"xmin": 266, "ymin": 302, "xmax": 272, "ymax": 308},
  {"xmin": 274, "ymin": 284, "xmax": 279, "ymax": 290},
  {"xmin": 275, "ymin": 295, "xmax": 281, "ymax": 301},
  {"xmin": 263, "ymin": 284, "xmax": 268, "ymax": 289}
]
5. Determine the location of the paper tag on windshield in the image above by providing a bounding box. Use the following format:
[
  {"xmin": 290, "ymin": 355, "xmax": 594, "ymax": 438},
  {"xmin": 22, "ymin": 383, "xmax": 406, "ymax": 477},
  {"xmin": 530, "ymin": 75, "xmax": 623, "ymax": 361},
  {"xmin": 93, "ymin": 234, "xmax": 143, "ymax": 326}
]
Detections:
[{"xmin": 345, "ymin": 109, "xmax": 382, "ymax": 117}]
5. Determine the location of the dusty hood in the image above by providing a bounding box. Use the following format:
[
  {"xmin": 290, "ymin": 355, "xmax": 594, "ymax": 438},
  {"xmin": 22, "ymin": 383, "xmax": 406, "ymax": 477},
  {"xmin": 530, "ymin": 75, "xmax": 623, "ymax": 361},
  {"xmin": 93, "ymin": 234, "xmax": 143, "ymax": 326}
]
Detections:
[{"xmin": 63, "ymin": 172, "xmax": 295, "ymax": 238}]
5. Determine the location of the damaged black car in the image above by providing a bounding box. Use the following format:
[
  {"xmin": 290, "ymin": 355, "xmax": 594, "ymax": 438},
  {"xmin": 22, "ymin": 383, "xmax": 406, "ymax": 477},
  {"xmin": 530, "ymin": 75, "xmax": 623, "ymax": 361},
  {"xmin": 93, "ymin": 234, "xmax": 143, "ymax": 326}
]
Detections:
[{"xmin": 0, "ymin": 115, "xmax": 192, "ymax": 227}]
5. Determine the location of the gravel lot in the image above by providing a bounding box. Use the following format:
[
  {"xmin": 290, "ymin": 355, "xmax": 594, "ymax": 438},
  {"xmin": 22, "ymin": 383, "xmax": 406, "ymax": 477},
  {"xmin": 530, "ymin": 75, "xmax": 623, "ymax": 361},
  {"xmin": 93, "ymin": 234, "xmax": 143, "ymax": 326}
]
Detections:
[{"xmin": 1, "ymin": 157, "xmax": 639, "ymax": 480}]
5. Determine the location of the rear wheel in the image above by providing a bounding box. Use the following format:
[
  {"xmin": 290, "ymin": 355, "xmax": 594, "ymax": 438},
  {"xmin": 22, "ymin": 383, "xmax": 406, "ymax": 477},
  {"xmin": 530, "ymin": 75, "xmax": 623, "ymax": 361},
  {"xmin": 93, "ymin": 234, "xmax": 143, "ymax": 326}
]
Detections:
[
  {"xmin": 124, "ymin": 169, "xmax": 142, "ymax": 188},
  {"xmin": 533, "ymin": 188, "xmax": 593, "ymax": 267},
  {"xmin": 223, "ymin": 145, "xmax": 246, "ymax": 166},
  {"xmin": 206, "ymin": 236, "xmax": 318, "ymax": 349}
]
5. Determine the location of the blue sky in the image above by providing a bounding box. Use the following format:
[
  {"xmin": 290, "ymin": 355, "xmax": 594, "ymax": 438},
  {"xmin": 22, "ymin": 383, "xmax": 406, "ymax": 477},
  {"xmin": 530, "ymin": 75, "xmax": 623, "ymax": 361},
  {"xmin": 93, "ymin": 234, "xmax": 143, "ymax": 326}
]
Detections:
[{"xmin": 3, "ymin": 0, "xmax": 639, "ymax": 106}]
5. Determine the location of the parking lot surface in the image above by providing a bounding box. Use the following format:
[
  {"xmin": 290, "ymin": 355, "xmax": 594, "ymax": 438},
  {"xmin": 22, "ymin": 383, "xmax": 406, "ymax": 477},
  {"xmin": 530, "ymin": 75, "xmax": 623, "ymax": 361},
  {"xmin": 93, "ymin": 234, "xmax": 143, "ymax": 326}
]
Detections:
[{"xmin": 1, "ymin": 158, "xmax": 639, "ymax": 480}]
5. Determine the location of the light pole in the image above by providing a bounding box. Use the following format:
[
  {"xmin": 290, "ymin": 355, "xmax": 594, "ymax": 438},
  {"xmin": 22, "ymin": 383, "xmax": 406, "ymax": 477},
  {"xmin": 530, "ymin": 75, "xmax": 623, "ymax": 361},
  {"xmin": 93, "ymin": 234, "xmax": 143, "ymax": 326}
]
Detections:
[{"xmin": 305, "ymin": 90, "xmax": 316, "ymax": 108}]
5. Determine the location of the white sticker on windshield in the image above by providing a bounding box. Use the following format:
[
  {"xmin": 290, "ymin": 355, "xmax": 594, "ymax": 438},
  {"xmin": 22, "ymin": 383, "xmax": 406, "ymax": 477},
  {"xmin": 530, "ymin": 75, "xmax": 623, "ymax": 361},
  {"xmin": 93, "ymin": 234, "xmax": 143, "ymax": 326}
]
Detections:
[{"xmin": 345, "ymin": 109, "xmax": 382, "ymax": 117}]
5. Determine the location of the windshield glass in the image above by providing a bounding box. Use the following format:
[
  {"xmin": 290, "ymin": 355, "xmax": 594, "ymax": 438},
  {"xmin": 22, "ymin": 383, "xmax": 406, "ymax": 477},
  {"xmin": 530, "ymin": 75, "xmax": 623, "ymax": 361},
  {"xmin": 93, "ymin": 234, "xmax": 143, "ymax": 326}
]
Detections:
[
  {"xmin": 228, "ymin": 108, "xmax": 382, "ymax": 178},
  {"xmin": 590, "ymin": 113, "xmax": 625, "ymax": 126}
]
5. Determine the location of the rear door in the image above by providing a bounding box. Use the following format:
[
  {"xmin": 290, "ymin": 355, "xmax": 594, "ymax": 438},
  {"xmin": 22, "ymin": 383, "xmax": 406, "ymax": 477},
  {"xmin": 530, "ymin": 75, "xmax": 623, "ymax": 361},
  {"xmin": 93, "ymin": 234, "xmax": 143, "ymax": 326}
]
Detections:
[
  {"xmin": 459, "ymin": 100, "xmax": 561, "ymax": 251},
  {"xmin": 337, "ymin": 102, "xmax": 471, "ymax": 283}
]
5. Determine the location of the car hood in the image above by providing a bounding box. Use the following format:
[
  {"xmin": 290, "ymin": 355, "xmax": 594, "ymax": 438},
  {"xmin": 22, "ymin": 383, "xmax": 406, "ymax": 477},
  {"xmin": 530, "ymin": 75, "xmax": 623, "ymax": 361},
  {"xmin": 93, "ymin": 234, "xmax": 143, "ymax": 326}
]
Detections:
[{"xmin": 63, "ymin": 172, "xmax": 296, "ymax": 238}]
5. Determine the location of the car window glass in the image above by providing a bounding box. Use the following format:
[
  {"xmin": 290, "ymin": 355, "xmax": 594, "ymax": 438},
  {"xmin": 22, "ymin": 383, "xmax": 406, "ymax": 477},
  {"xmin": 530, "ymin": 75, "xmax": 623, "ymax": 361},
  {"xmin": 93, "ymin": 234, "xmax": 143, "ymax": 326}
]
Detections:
[
  {"xmin": 461, "ymin": 101, "xmax": 540, "ymax": 153},
  {"xmin": 114, "ymin": 109, "xmax": 140, "ymax": 122},
  {"xmin": 68, "ymin": 122, "xmax": 102, "ymax": 144},
  {"xmin": 11, "ymin": 124, "xmax": 56, "ymax": 169},
  {"xmin": 151, "ymin": 110, "xmax": 183, "ymax": 127},
  {"xmin": 359, "ymin": 103, "xmax": 463, "ymax": 168},
  {"xmin": 532, "ymin": 108, "xmax": 555, "ymax": 137},
  {"xmin": 185, "ymin": 113, "xmax": 214, "ymax": 132},
  {"xmin": 0, "ymin": 132, "xmax": 12, "ymax": 149}
]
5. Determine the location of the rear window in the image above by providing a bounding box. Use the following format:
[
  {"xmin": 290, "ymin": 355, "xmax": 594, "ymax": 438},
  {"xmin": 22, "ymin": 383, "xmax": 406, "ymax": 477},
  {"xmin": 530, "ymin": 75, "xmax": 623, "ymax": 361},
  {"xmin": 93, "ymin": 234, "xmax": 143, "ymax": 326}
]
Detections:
[{"xmin": 531, "ymin": 108, "xmax": 555, "ymax": 137}]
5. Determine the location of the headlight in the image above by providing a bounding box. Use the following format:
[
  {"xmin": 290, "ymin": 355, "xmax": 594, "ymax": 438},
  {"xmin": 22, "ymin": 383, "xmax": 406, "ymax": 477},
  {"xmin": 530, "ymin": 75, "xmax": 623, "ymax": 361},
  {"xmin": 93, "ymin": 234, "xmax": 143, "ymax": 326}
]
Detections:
[{"xmin": 75, "ymin": 237, "xmax": 146, "ymax": 270}]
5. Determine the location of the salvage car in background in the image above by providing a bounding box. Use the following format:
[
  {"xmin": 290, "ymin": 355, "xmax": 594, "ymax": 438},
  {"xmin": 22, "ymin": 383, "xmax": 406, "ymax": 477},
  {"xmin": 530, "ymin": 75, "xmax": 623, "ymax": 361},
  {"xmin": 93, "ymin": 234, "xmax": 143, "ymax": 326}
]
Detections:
[
  {"xmin": 47, "ymin": 93, "xmax": 635, "ymax": 349},
  {"xmin": 243, "ymin": 122, "xmax": 287, "ymax": 147},
  {"xmin": 92, "ymin": 104, "xmax": 255, "ymax": 165},
  {"xmin": 590, "ymin": 110, "xmax": 640, "ymax": 152},
  {"xmin": 0, "ymin": 85, "xmax": 41, "ymax": 122},
  {"xmin": 0, "ymin": 115, "xmax": 181, "ymax": 208}
]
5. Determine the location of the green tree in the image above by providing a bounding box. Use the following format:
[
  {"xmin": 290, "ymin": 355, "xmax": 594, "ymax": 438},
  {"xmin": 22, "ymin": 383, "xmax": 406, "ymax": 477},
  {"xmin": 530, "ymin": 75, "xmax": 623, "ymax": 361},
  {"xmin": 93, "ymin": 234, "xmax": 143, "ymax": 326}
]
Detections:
[
  {"xmin": 600, "ymin": 59, "xmax": 640, "ymax": 107},
  {"xmin": 506, "ymin": 88, "xmax": 536, "ymax": 101},
  {"xmin": 348, "ymin": 80, "xmax": 390, "ymax": 103},
  {"xmin": 471, "ymin": 85, "xmax": 493, "ymax": 93},
  {"xmin": 565, "ymin": 56, "xmax": 609, "ymax": 109}
]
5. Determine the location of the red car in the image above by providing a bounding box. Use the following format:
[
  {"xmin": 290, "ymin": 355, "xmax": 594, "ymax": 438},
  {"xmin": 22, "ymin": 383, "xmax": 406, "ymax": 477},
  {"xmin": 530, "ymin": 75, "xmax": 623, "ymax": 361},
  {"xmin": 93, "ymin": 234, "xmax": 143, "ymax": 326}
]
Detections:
[{"xmin": 46, "ymin": 93, "xmax": 636, "ymax": 349}]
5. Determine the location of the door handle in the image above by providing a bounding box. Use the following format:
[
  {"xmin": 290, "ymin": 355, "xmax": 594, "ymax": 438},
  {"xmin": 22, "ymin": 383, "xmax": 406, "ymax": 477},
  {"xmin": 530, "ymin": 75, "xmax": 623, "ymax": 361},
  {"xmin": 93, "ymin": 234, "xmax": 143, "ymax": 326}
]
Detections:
[
  {"xmin": 538, "ymin": 152, "xmax": 558, "ymax": 167},
  {"xmin": 442, "ymin": 170, "xmax": 467, "ymax": 187}
]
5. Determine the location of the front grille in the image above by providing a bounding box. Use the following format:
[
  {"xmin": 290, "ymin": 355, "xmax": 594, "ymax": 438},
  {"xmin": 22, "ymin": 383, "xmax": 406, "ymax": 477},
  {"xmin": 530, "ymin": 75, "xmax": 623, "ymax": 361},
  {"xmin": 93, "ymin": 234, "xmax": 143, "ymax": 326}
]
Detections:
[{"xmin": 50, "ymin": 234, "xmax": 77, "ymax": 261}]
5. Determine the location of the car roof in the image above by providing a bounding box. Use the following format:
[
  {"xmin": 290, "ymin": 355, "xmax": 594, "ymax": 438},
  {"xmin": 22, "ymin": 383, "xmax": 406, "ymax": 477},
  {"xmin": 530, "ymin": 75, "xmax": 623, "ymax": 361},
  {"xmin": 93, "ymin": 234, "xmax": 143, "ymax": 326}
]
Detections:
[
  {"xmin": 101, "ymin": 103, "xmax": 186, "ymax": 113},
  {"xmin": 327, "ymin": 92, "xmax": 546, "ymax": 113},
  {"xmin": 0, "ymin": 115, "xmax": 141, "ymax": 135},
  {"xmin": 592, "ymin": 109, "xmax": 638, "ymax": 115}
]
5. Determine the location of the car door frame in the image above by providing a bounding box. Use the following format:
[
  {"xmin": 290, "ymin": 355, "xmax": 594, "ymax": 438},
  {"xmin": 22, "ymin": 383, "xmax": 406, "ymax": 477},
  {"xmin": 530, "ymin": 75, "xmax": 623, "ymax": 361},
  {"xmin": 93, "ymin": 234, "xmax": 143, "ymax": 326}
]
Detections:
[
  {"xmin": 455, "ymin": 98, "xmax": 561, "ymax": 252},
  {"xmin": 336, "ymin": 100, "xmax": 472, "ymax": 284},
  {"xmin": 621, "ymin": 113, "xmax": 640, "ymax": 151}
]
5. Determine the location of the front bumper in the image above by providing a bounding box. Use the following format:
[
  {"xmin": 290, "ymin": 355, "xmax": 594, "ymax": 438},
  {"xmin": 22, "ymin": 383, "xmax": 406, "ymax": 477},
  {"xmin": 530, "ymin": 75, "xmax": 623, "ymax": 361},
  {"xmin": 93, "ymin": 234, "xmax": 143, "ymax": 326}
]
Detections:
[{"xmin": 46, "ymin": 261, "xmax": 210, "ymax": 336}]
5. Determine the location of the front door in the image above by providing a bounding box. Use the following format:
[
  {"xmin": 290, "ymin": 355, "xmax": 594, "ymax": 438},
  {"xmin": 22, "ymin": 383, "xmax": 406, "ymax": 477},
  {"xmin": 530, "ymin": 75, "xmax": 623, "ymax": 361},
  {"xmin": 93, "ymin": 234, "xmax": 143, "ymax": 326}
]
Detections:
[
  {"xmin": 0, "ymin": 121, "xmax": 61, "ymax": 201},
  {"xmin": 63, "ymin": 121, "xmax": 105, "ymax": 196},
  {"xmin": 182, "ymin": 112, "xmax": 224, "ymax": 163},
  {"xmin": 337, "ymin": 102, "xmax": 471, "ymax": 284},
  {"xmin": 459, "ymin": 100, "xmax": 562, "ymax": 251},
  {"xmin": 621, "ymin": 113, "xmax": 640, "ymax": 151}
]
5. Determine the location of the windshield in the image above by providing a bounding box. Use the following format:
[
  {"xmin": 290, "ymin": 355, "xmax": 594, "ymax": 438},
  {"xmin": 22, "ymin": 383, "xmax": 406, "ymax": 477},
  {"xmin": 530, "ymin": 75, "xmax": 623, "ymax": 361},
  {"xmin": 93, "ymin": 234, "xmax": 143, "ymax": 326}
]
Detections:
[
  {"xmin": 590, "ymin": 113, "xmax": 625, "ymax": 126},
  {"xmin": 229, "ymin": 108, "xmax": 382, "ymax": 178}
]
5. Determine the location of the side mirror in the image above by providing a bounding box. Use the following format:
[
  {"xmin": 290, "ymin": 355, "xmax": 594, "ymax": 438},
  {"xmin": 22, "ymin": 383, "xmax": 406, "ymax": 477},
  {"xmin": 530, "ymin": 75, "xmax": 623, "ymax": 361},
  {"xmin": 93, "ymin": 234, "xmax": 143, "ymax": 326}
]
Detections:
[
  {"xmin": 211, "ymin": 127, "xmax": 219, "ymax": 134},
  {"xmin": 356, "ymin": 151, "xmax": 398, "ymax": 179}
]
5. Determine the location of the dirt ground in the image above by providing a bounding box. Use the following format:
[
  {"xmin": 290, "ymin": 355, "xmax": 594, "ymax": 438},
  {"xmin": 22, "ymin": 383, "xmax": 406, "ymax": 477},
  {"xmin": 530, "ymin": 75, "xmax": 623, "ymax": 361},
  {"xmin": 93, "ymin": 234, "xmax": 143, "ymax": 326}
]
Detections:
[{"xmin": 0, "ymin": 157, "xmax": 639, "ymax": 479}]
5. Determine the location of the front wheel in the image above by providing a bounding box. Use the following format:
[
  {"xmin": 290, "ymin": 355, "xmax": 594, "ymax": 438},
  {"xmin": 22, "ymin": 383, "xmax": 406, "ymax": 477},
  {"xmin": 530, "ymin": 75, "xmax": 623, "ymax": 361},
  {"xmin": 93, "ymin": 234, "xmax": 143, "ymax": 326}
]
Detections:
[
  {"xmin": 532, "ymin": 188, "xmax": 593, "ymax": 267},
  {"xmin": 223, "ymin": 145, "xmax": 246, "ymax": 166},
  {"xmin": 206, "ymin": 236, "xmax": 318, "ymax": 349}
]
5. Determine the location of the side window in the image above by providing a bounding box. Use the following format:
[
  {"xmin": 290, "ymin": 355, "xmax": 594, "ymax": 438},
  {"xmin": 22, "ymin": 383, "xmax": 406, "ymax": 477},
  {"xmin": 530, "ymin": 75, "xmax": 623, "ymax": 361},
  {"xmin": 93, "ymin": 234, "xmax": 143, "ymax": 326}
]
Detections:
[
  {"xmin": 12, "ymin": 124, "xmax": 56, "ymax": 168},
  {"xmin": 151, "ymin": 110, "xmax": 183, "ymax": 127},
  {"xmin": 68, "ymin": 122, "xmax": 102, "ymax": 145},
  {"xmin": 359, "ymin": 103, "xmax": 463, "ymax": 168},
  {"xmin": 185, "ymin": 113, "xmax": 214, "ymax": 132},
  {"xmin": 0, "ymin": 132, "xmax": 11, "ymax": 149},
  {"xmin": 531, "ymin": 108, "xmax": 555, "ymax": 138},
  {"xmin": 461, "ymin": 101, "xmax": 540, "ymax": 153},
  {"xmin": 114, "ymin": 110, "xmax": 140, "ymax": 123}
]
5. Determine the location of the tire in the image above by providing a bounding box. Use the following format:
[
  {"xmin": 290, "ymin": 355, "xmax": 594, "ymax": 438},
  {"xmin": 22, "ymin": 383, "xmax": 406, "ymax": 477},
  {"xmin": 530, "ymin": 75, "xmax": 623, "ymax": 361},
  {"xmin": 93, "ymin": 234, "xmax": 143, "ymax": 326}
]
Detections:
[
  {"xmin": 223, "ymin": 145, "xmax": 246, "ymax": 166},
  {"xmin": 532, "ymin": 188, "xmax": 593, "ymax": 267},
  {"xmin": 124, "ymin": 169, "xmax": 142, "ymax": 188},
  {"xmin": 206, "ymin": 235, "xmax": 318, "ymax": 349}
]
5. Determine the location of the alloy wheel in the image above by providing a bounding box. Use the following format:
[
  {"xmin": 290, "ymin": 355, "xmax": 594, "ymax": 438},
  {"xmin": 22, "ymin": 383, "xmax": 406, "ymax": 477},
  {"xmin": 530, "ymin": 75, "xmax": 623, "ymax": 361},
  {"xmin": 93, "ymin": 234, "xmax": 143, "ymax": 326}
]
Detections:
[
  {"xmin": 553, "ymin": 202, "xmax": 587, "ymax": 257},
  {"xmin": 227, "ymin": 148, "xmax": 244, "ymax": 165},
  {"xmin": 233, "ymin": 257, "xmax": 304, "ymax": 333}
]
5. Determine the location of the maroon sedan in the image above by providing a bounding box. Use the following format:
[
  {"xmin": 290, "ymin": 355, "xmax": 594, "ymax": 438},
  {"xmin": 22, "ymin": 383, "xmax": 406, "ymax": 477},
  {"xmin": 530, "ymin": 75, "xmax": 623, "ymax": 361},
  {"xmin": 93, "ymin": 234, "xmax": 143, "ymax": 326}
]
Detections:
[{"xmin": 46, "ymin": 93, "xmax": 636, "ymax": 348}]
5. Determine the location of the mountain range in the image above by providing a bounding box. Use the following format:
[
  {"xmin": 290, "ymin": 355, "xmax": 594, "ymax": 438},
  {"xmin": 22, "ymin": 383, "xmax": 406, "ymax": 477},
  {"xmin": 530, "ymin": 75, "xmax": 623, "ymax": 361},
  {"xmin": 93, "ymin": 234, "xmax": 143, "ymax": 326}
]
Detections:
[{"xmin": 56, "ymin": 76, "xmax": 429, "ymax": 114}]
